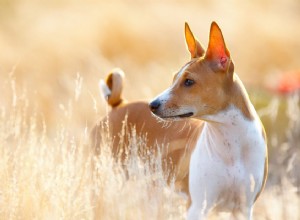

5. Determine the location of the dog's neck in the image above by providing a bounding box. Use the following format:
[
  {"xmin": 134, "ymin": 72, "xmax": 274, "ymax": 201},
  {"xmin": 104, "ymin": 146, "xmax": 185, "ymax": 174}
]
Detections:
[
  {"xmin": 200, "ymin": 73, "xmax": 259, "ymax": 125},
  {"xmin": 196, "ymin": 77, "xmax": 265, "ymax": 162}
]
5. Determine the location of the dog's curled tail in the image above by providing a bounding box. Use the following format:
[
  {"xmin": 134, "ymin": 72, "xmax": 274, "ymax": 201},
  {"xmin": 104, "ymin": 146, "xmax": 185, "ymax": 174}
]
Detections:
[{"xmin": 99, "ymin": 68, "xmax": 124, "ymax": 107}]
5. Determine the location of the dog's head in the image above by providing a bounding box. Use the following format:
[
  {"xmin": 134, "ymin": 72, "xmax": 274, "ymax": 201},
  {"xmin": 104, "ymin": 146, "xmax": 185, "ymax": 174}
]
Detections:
[{"xmin": 150, "ymin": 22, "xmax": 236, "ymax": 121}]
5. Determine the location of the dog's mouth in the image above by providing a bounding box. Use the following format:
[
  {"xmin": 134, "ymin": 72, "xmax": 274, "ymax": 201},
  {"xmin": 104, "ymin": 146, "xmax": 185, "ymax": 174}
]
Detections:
[
  {"xmin": 177, "ymin": 112, "xmax": 194, "ymax": 118},
  {"xmin": 161, "ymin": 112, "xmax": 194, "ymax": 119}
]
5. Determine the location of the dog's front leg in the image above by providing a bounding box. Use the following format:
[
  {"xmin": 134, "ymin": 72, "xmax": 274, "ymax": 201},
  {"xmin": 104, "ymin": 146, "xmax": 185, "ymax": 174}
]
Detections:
[
  {"xmin": 187, "ymin": 203, "xmax": 209, "ymax": 220},
  {"xmin": 186, "ymin": 190, "xmax": 215, "ymax": 220}
]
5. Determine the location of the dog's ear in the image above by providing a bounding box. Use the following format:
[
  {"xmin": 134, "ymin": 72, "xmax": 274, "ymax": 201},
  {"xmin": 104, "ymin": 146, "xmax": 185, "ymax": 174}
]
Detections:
[
  {"xmin": 185, "ymin": 22, "xmax": 205, "ymax": 59},
  {"xmin": 205, "ymin": 22, "xmax": 231, "ymax": 72}
]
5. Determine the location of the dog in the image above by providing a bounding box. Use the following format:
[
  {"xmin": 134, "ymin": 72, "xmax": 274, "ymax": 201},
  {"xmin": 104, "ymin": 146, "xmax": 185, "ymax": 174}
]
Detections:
[
  {"xmin": 90, "ymin": 68, "xmax": 203, "ymax": 197},
  {"xmin": 149, "ymin": 22, "xmax": 268, "ymax": 219}
]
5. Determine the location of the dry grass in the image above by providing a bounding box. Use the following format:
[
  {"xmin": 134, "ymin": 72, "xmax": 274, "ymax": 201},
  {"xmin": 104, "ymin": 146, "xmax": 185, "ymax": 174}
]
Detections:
[
  {"xmin": 0, "ymin": 78, "xmax": 187, "ymax": 219},
  {"xmin": 0, "ymin": 0, "xmax": 299, "ymax": 219}
]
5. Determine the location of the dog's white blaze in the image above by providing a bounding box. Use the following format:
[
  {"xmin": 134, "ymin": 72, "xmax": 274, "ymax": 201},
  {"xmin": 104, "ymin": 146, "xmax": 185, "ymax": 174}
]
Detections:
[
  {"xmin": 155, "ymin": 87, "xmax": 171, "ymax": 104},
  {"xmin": 188, "ymin": 105, "xmax": 266, "ymax": 219},
  {"xmin": 175, "ymin": 61, "xmax": 193, "ymax": 81}
]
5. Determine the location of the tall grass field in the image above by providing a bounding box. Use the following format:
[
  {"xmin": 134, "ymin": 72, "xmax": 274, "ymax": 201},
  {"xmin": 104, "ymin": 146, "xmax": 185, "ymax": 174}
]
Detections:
[{"xmin": 0, "ymin": 0, "xmax": 299, "ymax": 219}]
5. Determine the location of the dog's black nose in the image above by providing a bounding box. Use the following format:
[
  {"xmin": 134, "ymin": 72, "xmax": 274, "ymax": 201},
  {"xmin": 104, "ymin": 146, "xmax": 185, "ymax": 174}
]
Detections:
[{"xmin": 149, "ymin": 99, "xmax": 161, "ymax": 112}]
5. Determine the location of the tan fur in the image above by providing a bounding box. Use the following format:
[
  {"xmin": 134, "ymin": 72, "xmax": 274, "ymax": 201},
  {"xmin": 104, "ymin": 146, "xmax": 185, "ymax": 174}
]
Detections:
[
  {"xmin": 106, "ymin": 70, "xmax": 124, "ymax": 107},
  {"xmin": 91, "ymin": 71, "xmax": 203, "ymax": 196}
]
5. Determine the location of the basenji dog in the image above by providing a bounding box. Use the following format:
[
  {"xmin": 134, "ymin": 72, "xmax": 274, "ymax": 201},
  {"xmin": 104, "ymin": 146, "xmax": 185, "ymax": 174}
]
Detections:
[
  {"xmin": 149, "ymin": 22, "xmax": 268, "ymax": 219},
  {"xmin": 90, "ymin": 68, "xmax": 203, "ymax": 197}
]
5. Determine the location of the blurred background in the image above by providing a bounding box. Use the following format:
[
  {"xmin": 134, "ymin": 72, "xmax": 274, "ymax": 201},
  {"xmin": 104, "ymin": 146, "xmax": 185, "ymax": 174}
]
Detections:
[
  {"xmin": 1, "ymin": 0, "xmax": 300, "ymax": 122},
  {"xmin": 0, "ymin": 0, "xmax": 299, "ymax": 218}
]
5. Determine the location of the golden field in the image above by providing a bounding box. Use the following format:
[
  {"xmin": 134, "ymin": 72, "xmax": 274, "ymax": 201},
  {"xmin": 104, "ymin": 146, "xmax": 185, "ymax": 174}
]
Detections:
[{"xmin": 0, "ymin": 0, "xmax": 299, "ymax": 219}]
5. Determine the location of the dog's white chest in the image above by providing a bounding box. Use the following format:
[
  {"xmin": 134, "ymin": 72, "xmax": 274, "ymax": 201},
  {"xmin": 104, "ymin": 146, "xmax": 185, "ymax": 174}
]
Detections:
[{"xmin": 189, "ymin": 106, "xmax": 266, "ymax": 213}]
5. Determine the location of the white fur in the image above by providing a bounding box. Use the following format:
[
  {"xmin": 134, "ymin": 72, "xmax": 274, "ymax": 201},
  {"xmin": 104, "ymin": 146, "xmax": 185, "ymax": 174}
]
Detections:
[
  {"xmin": 175, "ymin": 61, "xmax": 193, "ymax": 80},
  {"xmin": 99, "ymin": 79, "xmax": 111, "ymax": 100},
  {"xmin": 188, "ymin": 105, "xmax": 266, "ymax": 220},
  {"xmin": 155, "ymin": 87, "xmax": 171, "ymax": 105}
]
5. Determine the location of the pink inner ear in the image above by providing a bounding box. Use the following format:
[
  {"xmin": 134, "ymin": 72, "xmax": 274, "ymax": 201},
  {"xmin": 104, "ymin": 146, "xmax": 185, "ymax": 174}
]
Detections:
[
  {"xmin": 213, "ymin": 42, "xmax": 230, "ymax": 69},
  {"xmin": 220, "ymin": 56, "xmax": 227, "ymax": 68}
]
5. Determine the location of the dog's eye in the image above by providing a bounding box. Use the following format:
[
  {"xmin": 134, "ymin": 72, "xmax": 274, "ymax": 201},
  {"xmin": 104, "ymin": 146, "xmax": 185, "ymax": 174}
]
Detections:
[{"xmin": 184, "ymin": 79, "xmax": 194, "ymax": 87}]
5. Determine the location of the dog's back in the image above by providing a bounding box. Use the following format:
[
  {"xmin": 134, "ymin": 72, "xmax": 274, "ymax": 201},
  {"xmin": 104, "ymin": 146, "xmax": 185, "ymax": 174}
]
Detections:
[{"xmin": 91, "ymin": 69, "xmax": 203, "ymax": 195}]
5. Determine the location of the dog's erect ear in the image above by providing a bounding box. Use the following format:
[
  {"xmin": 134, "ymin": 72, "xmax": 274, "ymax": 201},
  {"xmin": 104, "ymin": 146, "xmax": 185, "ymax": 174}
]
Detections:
[
  {"xmin": 185, "ymin": 22, "xmax": 205, "ymax": 59},
  {"xmin": 205, "ymin": 22, "xmax": 231, "ymax": 72}
]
